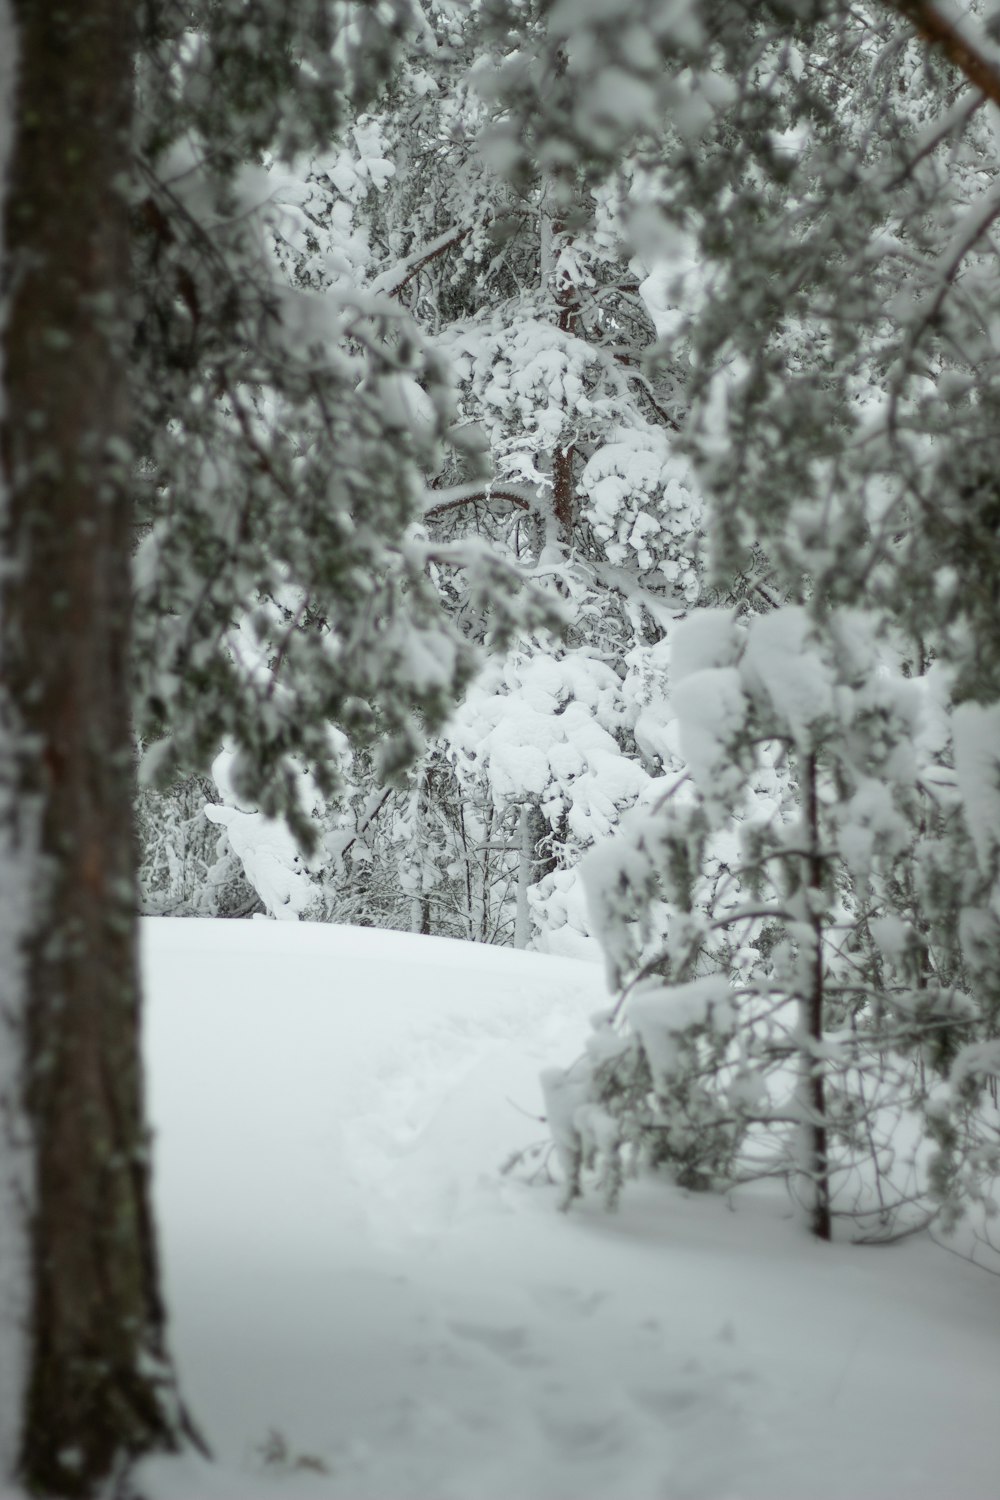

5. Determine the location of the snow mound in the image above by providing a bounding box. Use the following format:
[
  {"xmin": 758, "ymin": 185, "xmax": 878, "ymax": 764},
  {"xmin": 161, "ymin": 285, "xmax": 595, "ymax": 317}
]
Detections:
[{"xmin": 137, "ymin": 919, "xmax": 1000, "ymax": 1500}]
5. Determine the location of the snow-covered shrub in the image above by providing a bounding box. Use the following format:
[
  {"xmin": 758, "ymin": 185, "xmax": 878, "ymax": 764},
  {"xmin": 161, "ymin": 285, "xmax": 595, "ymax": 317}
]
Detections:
[
  {"xmin": 137, "ymin": 772, "xmax": 259, "ymax": 917},
  {"xmin": 579, "ymin": 425, "xmax": 703, "ymax": 601},
  {"xmin": 200, "ymin": 746, "xmax": 326, "ymax": 922},
  {"xmin": 544, "ymin": 979, "xmax": 747, "ymax": 1210},
  {"xmin": 444, "ymin": 644, "xmax": 652, "ymax": 949},
  {"xmin": 544, "ymin": 606, "xmax": 995, "ymax": 1239}
]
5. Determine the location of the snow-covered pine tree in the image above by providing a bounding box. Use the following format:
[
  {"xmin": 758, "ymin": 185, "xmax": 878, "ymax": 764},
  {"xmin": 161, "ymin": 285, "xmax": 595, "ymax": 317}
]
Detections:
[
  {"xmin": 0, "ymin": 2, "xmax": 559, "ymax": 1493},
  {"xmin": 137, "ymin": 771, "xmax": 260, "ymax": 917},
  {"xmin": 506, "ymin": 0, "xmax": 1000, "ymax": 1236},
  {"xmin": 164, "ymin": 0, "xmax": 711, "ymax": 949},
  {"xmin": 336, "ymin": 0, "xmax": 709, "ymax": 947},
  {"xmin": 133, "ymin": 1, "xmax": 558, "ymax": 850},
  {"xmin": 0, "ymin": 1, "xmax": 206, "ymax": 1489}
]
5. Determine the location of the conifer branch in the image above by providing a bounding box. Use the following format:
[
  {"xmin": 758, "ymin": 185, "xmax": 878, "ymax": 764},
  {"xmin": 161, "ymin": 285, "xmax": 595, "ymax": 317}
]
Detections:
[
  {"xmin": 371, "ymin": 224, "xmax": 473, "ymax": 298},
  {"xmin": 422, "ymin": 482, "xmax": 535, "ymax": 519},
  {"xmin": 885, "ymin": 1, "xmax": 1000, "ymax": 106}
]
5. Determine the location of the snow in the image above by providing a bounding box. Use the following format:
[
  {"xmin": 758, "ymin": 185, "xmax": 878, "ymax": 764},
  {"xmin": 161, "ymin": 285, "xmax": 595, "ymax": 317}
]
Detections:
[
  {"xmin": 95, "ymin": 917, "xmax": 1000, "ymax": 1500},
  {"xmin": 950, "ymin": 1039, "xmax": 1000, "ymax": 1095},
  {"xmin": 578, "ymin": 427, "xmax": 703, "ymax": 595},
  {"xmin": 584, "ymin": 66, "xmax": 657, "ymax": 131},
  {"xmin": 202, "ymin": 803, "xmax": 316, "ymax": 920},
  {"xmin": 669, "ymin": 608, "xmax": 739, "ymax": 679},
  {"xmin": 834, "ymin": 775, "xmax": 911, "ymax": 880},
  {"xmin": 204, "ymin": 747, "xmax": 319, "ymax": 919},
  {"xmin": 741, "ymin": 607, "xmax": 833, "ymax": 749},
  {"xmin": 672, "ymin": 666, "xmax": 747, "ymax": 800},
  {"xmin": 448, "ymin": 649, "xmax": 650, "ymax": 842},
  {"xmin": 629, "ymin": 974, "xmax": 735, "ymax": 1086},
  {"xmin": 953, "ymin": 700, "xmax": 1000, "ymax": 878}
]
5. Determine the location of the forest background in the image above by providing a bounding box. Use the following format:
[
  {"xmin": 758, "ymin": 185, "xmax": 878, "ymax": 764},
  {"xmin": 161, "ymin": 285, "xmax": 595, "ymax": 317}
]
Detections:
[
  {"xmin": 136, "ymin": 0, "xmax": 1000, "ymax": 1241},
  {"xmin": 2, "ymin": 0, "xmax": 1000, "ymax": 1495}
]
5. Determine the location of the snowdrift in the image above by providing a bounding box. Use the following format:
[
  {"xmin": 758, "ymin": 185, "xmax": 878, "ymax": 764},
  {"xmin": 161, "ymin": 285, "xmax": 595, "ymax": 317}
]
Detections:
[{"xmin": 134, "ymin": 918, "xmax": 1000, "ymax": 1500}]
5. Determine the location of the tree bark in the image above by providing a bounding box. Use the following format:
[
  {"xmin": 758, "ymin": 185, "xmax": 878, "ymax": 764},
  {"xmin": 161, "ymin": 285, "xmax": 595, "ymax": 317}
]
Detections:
[
  {"xmin": 800, "ymin": 751, "xmax": 832, "ymax": 1241},
  {"xmin": 0, "ymin": 2, "xmax": 202, "ymax": 1492},
  {"xmin": 539, "ymin": 147, "xmax": 579, "ymax": 550},
  {"xmin": 550, "ymin": 231, "xmax": 579, "ymax": 545}
]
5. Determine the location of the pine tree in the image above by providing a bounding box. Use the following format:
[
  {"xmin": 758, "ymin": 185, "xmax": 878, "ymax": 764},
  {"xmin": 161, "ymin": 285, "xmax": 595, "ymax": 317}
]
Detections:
[
  {"xmin": 0, "ymin": 1, "xmax": 204, "ymax": 1490},
  {"xmin": 0, "ymin": 1, "xmax": 554, "ymax": 1491},
  {"xmin": 318, "ymin": 0, "xmax": 711, "ymax": 947},
  {"xmin": 500, "ymin": 0, "xmax": 1000, "ymax": 1235}
]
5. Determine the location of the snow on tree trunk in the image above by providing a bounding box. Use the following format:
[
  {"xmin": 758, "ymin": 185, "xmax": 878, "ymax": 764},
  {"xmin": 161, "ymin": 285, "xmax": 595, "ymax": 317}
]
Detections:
[{"xmin": 0, "ymin": 2, "xmax": 201, "ymax": 1491}]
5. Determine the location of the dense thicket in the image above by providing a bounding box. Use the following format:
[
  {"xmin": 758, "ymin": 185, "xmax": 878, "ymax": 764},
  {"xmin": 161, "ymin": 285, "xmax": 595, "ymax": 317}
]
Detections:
[
  {"xmin": 141, "ymin": 4, "xmax": 1000, "ymax": 1245},
  {"xmin": 143, "ymin": 0, "xmax": 706, "ymax": 947},
  {"xmin": 501, "ymin": 0, "xmax": 1000, "ymax": 1242}
]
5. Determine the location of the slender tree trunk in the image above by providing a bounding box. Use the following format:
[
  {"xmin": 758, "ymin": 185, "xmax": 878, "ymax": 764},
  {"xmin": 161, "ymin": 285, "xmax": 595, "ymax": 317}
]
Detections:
[
  {"xmin": 0, "ymin": 2, "xmax": 202, "ymax": 1492},
  {"xmin": 549, "ymin": 223, "xmax": 579, "ymax": 546},
  {"xmin": 412, "ymin": 770, "xmax": 433, "ymax": 935},
  {"xmin": 800, "ymin": 751, "xmax": 832, "ymax": 1241},
  {"xmin": 539, "ymin": 150, "xmax": 579, "ymax": 549},
  {"xmin": 514, "ymin": 806, "xmax": 531, "ymax": 949}
]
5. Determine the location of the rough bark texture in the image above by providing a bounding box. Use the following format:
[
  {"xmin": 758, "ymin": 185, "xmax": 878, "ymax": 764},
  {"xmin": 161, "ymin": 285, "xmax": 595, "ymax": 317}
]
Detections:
[{"xmin": 0, "ymin": 2, "xmax": 201, "ymax": 1492}]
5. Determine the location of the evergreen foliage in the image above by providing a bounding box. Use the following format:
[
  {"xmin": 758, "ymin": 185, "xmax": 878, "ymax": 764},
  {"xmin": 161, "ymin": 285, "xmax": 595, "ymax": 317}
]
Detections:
[
  {"xmin": 132, "ymin": 1, "xmax": 1000, "ymax": 1237},
  {"xmin": 489, "ymin": 0, "xmax": 1000, "ymax": 1238},
  {"xmin": 132, "ymin": 0, "xmax": 560, "ymax": 852},
  {"xmin": 5, "ymin": 3, "xmax": 1000, "ymax": 1490},
  {"xmin": 141, "ymin": 0, "xmax": 706, "ymax": 946}
]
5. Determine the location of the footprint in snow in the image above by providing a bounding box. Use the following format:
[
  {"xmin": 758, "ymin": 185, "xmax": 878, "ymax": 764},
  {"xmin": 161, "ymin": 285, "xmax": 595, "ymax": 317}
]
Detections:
[
  {"xmin": 528, "ymin": 1284, "xmax": 609, "ymax": 1319},
  {"xmin": 448, "ymin": 1319, "xmax": 547, "ymax": 1368},
  {"xmin": 538, "ymin": 1408, "xmax": 630, "ymax": 1459},
  {"xmin": 632, "ymin": 1385, "xmax": 704, "ymax": 1419}
]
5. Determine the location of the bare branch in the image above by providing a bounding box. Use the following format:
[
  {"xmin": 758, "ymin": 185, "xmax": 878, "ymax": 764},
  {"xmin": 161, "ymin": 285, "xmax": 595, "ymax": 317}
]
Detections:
[{"xmin": 422, "ymin": 481, "xmax": 536, "ymax": 520}]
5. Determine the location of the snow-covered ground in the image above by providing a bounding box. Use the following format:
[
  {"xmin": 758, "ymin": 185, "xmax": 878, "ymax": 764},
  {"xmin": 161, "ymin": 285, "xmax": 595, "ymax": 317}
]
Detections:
[{"xmin": 134, "ymin": 918, "xmax": 1000, "ymax": 1500}]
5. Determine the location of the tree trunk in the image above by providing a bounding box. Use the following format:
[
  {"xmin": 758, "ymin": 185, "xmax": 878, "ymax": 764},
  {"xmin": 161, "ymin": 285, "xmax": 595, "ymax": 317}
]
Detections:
[
  {"xmin": 539, "ymin": 159, "xmax": 579, "ymax": 549},
  {"xmin": 800, "ymin": 751, "xmax": 832, "ymax": 1241},
  {"xmin": 0, "ymin": 2, "xmax": 202, "ymax": 1492},
  {"xmin": 514, "ymin": 806, "xmax": 531, "ymax": 949},
  {"xmin": 550, "ymin": 222, "xmax": 579, "ymax": 546}
]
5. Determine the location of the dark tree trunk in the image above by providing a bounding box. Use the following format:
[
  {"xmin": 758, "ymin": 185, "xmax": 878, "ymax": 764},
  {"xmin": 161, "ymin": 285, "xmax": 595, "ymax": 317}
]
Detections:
[
  {"xmin": 800, "ymin": 751, "xmax": 832, "ymax": 1241},
  {"xmin": 0, "ymin": 2, "xmax": 202, "ymax": 1492},
  {"xmin": 550, "ymin": 234, "xmax": 579, "ymax": 546}
]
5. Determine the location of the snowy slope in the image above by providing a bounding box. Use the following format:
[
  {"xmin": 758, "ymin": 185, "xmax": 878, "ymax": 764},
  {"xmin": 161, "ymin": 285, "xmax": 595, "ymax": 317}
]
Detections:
[{"xmin": 135, "ymin": 919, "xmax": 1000, "ymax": 1500}]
